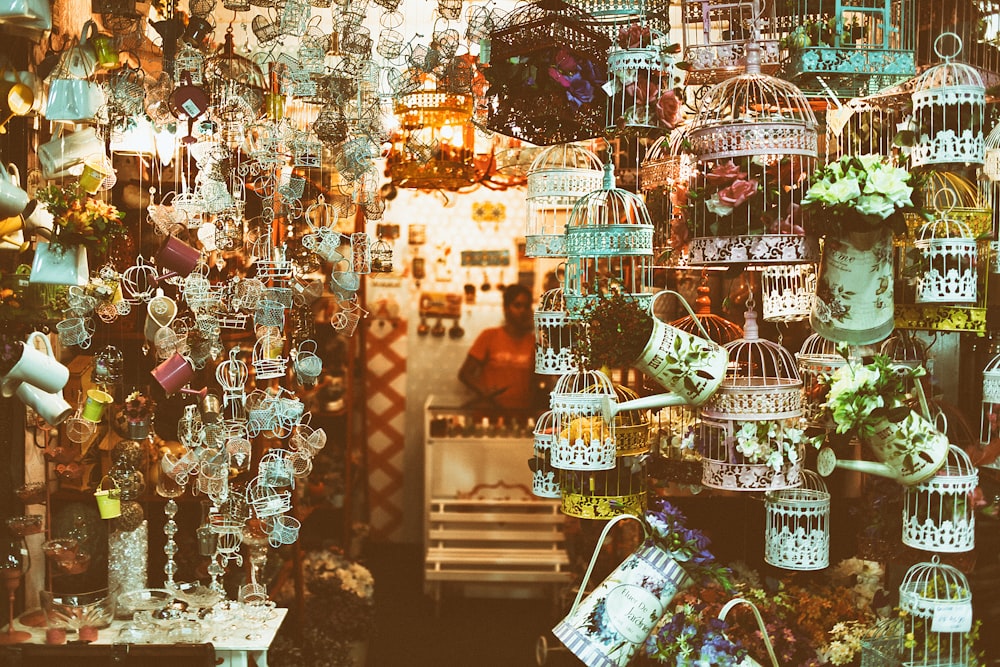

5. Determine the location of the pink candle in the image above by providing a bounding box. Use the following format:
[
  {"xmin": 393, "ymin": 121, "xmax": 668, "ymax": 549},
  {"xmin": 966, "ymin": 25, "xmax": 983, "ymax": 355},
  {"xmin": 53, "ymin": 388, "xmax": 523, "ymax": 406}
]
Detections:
[
  {"xmin": 79, "ymin": 625, "xmax": 98, "ymax": 642},
  {"xmin": 45, "ymin": 627, "xmax": 66, "ymax": 644}
]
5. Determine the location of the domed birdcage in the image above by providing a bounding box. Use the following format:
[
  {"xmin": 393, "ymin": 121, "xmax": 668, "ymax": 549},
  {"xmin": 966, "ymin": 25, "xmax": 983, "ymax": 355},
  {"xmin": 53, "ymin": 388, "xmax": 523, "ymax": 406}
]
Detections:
[
  {"xmin": 680, "ymin": 0, "xmax": 782, "ymax": 86},
  {"xmin": 796, "ymin": 332, "xmax": 858, "ymax": 427},
  {"xmin": 985, "ymin": 122, "xmax": 1000, "ymax": 181},
  {"xmin": 609, "ymin": 383, "xmax": 651, "ymax": 457},
  {"xmin": 760, "ymin": 263, "xmax": 816, "ymax": 323},
  {"xmin": 563, "ymin": 163, "xmax": 655, "ymax": 315},
  {"xmin": 667, "ymin": 278, "xmax": 744, "ymax": 345},
  {"xmin": 531, "ymin": 410, "xmax": 562, "ymax": 498},
  {"xmin": 898, "ymin": 557, "xmax": 973, "ymax": 667},
  {"xmin": 686, "ymin": 40, "xmax": 819, "ymax": 266},
  {"xmin": 910, "ymin": 33, "xmax": 985, "ymax": 169},
  {"xmin": 980, "ymin": 344, "xmax": 1000, "ymax": 447},
  {"xmin": 765, "ymin": 470, "xmax": 830, "ymax": 571},
  {"xmin": 641, "ymin": 129, "xmax": 696, "ymax": 267},
  {"xmin": 902, "ymin": 445, "xmax": 977, "ymax": 553},
  {"xmin": 825, "ymin": 98, "xmax": 901, "ymax": 162},
  {"xmin": 605, "ymin": 28, "xmax": 686, "ymax": 133},
  {"xmin": 880, "ymin": 329, "xmax": 929, "ymax": 372},
  {"xmin": 573, "ymin": 0, "xmax": 670, "ymax": 43},
  {"xmin": 558, "ymin": 457, "xmax": 646, "ymax": 519},
  {"xmin": 914, "ymin": 214, "xmax": 977, "ymax": 305},
  {"xmin": 525, "ymin": 144, "xmax": 604, "ymax": 258},
  {"xmin": 549, "ymin": 369, "xmax": 618, "ymax": 471},
  {"xmin": 534, "ymin": 288, "xmax": 579, "ymax": 376},
  {"xmin": 640, "ymin": 127, "xmax": 694, "ymax": 193}
]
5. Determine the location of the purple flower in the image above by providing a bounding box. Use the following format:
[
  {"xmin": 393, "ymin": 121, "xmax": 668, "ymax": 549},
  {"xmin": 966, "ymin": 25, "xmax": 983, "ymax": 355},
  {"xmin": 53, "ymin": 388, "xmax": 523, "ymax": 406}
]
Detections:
[{"xmin": 566, "ymin": 73, "xmax": 595, "ymax": 107}]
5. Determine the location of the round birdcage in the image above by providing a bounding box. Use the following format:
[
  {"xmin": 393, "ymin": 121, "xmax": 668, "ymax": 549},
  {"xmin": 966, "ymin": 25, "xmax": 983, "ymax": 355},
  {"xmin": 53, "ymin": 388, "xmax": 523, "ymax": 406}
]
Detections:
[
  {"xmin": 981, "ymin": 346, "xmax": 1000, "ymax": 446},
  {"xmin": 898, "ymin": 557, "xmax": 973, "ymax": 667},
  {"xmin": 534, "ymin": 288, "xmax": 579, "ymax": 376},
  {"xmin": 825, "ymin": 98, "xmax": 900, "ymax": 162},
  {"xmin": 796, "ymin": 333, "xmax": 858, "ymax": 427},
  {"xmin": 879, "ymin": 330, "xmax": 929, "ymax": 372},
  {"xmin": 609, "ymin": 383, "xmax": 650, "ymax": 457},
  {"xmin": 666, "ymin": 280, "xmax": 744, "ymax": 345},
  {"xmin": 573, "ymin": 0, "xmax": 670, "ymax": 43},
  {"xmin": 985, "ymin": 122, "xmax": 1000, "ymax": 181},
  {"xmin": 914, "ymin": 215, "xmax": 977, "ymax": 305},
  {"xmin": 760, "ymin": 263, "xmax": 816, "ymax": 323},
  {"xmin": 640, "ymin": 127, "xmax": 694, "ymax": 193},
  {"xmin": 531, "ymin": 410, "xmax": 561, "ymax": 498},
  {"xmin": 902, "ymin": 445, "xmax": 977, "ymax": 553},
  {"xmin": 605, "ymin": 30, "xmax": 685, "ymax": 132},
  {"xmin": 549, "ymin": 369, "xmax": 618, "ymax": 471},
  {"xmin": 765, "ymin": 470, "xmax": 830, "ymax": 571},
  {"xmin": 525, "ymin": 144, "xmax": 604, "ymax": 258},
  {"xmin": 558, "ymin": 458, "xmax": 646, "ymax": 520},
  {"xmin": 563, "ymin": 164, "xmax": 655, "ymax": 315},
  {"xmin": 702, "ymin": 309, "xmax": 803, "ymax": 421},
  {"xmin": 698, "ymin": 416, "xmax": 804, "ymax": 492},
  {"xmin": 687, "ymin": 41, "xmax": 818, "ymax": 266},
  {"xmin": 910, "ymin": 33, "xmax": 985, "ymax": 169}
]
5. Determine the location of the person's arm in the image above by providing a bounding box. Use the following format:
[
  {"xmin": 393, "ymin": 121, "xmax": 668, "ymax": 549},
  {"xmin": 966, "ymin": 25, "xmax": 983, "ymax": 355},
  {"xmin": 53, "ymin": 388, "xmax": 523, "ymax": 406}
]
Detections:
[{"xmin": 458, "ymin": 354, "xmax": 486, "ymax": 397}]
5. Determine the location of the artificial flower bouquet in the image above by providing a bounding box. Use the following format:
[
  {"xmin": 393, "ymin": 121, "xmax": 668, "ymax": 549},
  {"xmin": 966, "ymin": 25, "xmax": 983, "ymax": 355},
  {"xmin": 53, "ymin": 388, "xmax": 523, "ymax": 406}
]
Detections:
[
  {"xmin": 120, "ymin": 391, "xmax": 155, "ymax": 423},
  {"xmin": 573, "ymin": 288, "xmax": 654, "ymax": 370},
  {"xmin": 801, "ymin": 154, "xmax": 926, "ymax": 237},
  {"xmin": 727, "ymin": 419, "xmax": 806, "ymax": 472},
  {"xmin": 34, "ymin": 183, "xmax": 126, "ymax": 256}
]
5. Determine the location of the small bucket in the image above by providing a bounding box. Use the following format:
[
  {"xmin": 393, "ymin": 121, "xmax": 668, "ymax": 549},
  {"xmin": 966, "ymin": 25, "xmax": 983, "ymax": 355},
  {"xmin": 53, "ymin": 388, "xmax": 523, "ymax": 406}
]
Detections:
[
  {"xmin": 81, "ymin": 388, "xmax": 113, "ymax": 423},
  {"xmin": 94, "ymin": 476, "xmax": 121, "ymax": 519}
]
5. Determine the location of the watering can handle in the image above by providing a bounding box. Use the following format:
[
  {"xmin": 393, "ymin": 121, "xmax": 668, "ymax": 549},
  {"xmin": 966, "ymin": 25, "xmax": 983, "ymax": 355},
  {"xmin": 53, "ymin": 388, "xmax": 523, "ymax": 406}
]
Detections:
[
  {"xmin": 650, "ymin": 290, "xmax": 713, "ymax": 343},
  {"xmin": 6, "ymin": 163, "xmax": 19, "ymax": 185},
  {"xmin": 718, "ymin": 598, "xmax": 779, "ymax": 667},
  {"xmin": 894, "ymin": 364, "xmax": 934, "ymax": 423},
  {"xmin": 567, "ymin": 513, "xmax": 643, "ymax": 615}
]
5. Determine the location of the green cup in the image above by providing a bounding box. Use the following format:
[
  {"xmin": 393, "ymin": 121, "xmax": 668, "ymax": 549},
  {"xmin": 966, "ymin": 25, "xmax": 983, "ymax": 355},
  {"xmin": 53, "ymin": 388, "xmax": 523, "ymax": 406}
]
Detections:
[
  {"xmin": 81, "ymin": 388, "xmax": 113, "ymax": 423},
  {"xmin": 92, "ymin": 35, "xmax": 118, "ymax": 68}
]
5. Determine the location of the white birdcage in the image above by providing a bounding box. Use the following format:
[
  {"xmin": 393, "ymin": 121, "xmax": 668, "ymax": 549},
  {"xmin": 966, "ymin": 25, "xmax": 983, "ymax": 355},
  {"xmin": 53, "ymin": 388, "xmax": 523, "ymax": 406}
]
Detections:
[
  {"xmin": 610, "ymin": 383, "xmax": 651, "ymax": 457},
  {"xmin": 796, "ymin": 333, "xmax": 857, "ymax": 427},
  {"xmin": 534, "ymin": 288, "xmax": 579, "ymax": 376},
  {"xmin": 531, "ymin": 410, "xmax": 561, "ymax": 499},
  {"xmin": 825, "ymin": 98, "xmax": 901, "ymax": 162},
  {"xmin": 981, "ymin": 346, "xmax": 1000, "ymax": 447},
  {"xmin": 985, "ymin": 122, "xmax": 1000, "ymax": 181},
  {"xmin": 216, "ymin": 347, "xmax": 248, "ymax": 408},
  {"xmin": 903, "ymin": 445, "xmax": 977, "ymax": 553},
  {"xmin": 914, "ymin": 215, "xmax": 977, "ymax": 305},
  {"xmin": 880, "ymin": 330, "xmax": 929, "ymax": 371},
  {"xmin": 898, "ymin": 557, "xmax": 974, "ymax": 667},
  {"xmin": 687, "ymin": 39, "xmax": 818, "ymax": 267},
  {"xmin": 558, "ymin": 458, "xmax": 646, "ymax": 520},
  {"xmin": 252, "ymin": 332, "xmax": 288, "ymax": 381},
  {"xmin": 525, "ymin": 144, "xmax": 604, "ymax": 259},
  {"xmin": 574, "ymin": 0, "xmax": 670, "ymax": 43},
  {"xmin": 680, "ymin": 0, "xmax": 781, "ymax": 86},
  {"xmin": 764, "ymin": 470, "xmax": 830, "ymax": 570},
  {"xmin": 605, "ymin": 29, "xmax": 685, "ymax": 132},
  {"xmin": 910, "ymin": 33, "xmax": 985, "ymax": 169},
  {"xmin": 563, "ymin": 164, "xmax": 655, "ymax": 316},
  {"xmin": 549, "ymin": 370, "xmax": 618, "ymax": 471},
  {"xmin": 760, "ymin": 263, "xmax": 816, "ymax": 322},
  {"xmin": 640, "ymin": 129, "xmax": 696, "ymax": 267}
]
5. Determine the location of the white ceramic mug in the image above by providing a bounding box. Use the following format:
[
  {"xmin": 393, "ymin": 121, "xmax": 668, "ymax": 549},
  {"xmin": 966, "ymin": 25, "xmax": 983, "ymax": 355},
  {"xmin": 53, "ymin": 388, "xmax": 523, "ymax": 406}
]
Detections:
[
  {"xmin": 38, "ymin": 127, "xmax": 105, "ymax": 180},
  {"xmin": 16, "ymin": 381, "xmax": 72, "ymax": 426},
  {"xmin": 0, "ymin": 163, "xmax": 28, "ymax": 219},
  {"xmin": 1, "ymin": 332, "xmax": 69, "ymax": 398}
]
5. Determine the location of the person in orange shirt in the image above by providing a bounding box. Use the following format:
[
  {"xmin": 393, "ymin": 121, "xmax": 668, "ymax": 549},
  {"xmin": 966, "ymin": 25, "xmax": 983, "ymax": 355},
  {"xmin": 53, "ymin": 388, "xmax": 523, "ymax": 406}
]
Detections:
[{"xmin": 458, "ymin": 284, "xmax": 541, "ymax": 414}]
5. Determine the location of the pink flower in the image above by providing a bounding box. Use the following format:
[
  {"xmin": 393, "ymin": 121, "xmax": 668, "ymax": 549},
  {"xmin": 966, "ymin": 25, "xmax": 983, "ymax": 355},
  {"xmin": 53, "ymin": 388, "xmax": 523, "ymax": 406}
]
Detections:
[
  {"xmin": 618, "ymin": 24, "xmax": 652, "ymax": 49},
  {"xmin": 547, "ymin": 66, "xmax": 572, "ymax": 88},
  {"xmin": 553, "ymin": 48, "xmax": 579, "ymax": 73},
  {"xmin": 625, "ymin": 72, "xmax": 660, "ymax": 105},
  {"xmin": 655, "ymin": 89, "xmax": 681, "ymax": 128},
  {"xmin": 705, "ymin": 160, "xmax": 747, "ymax": 188},
  {"xmin": 769, "ymin": 203, "xmax": 805, "ymax": 234},
  {"xmin": 717, "ymin": 178, "xmax": 758, "ymax": 208}
]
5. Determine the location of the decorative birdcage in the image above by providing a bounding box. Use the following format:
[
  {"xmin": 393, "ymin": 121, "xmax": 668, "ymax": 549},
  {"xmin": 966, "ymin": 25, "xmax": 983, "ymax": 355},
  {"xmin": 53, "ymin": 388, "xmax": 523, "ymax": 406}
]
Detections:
[
  {"xmin": 687, "ymin": 41, "xmax": 819, "ymax": 266},
  {"xmin": 549, "ymin": 369, "xmax": 618, "ymax": 471},
  {"xmin": 605, "ymin": 29, "xmax": 686, "ymax": 132},
  {"xmin": 216, "ymin": 346, "xmax": 248, "ymax": 409},
  {"xmin": 796, "ymin": 333, "xmax": 857, "ymax": 427},
  {"xmin": 252, "ymin": 331, "xmax": 288, "ymax": 381},
  {"xmin": 825, "ymin": 98, "xmax": 901, "ymax": 162},
  {"xmin": 534, "ymin": 288, "xmax": 579, "ymax": 376},
  {"xmin": 640, "ymin": 129, "xmax": 696, "ymax": 267},
  {"xmin": 914, "ymin": 214, "xmax": 977, "ymax": 305},
  {"xmin": 783, "ymin": 0, "xmax": 915, "ymax": 98},
  {"xmin": 558, "ymin": 459, "xmax": 646, "ymax": 519},
  {"xmin": 531, "ymin": 410, "xmax": 561, "ymax": 498},
  {"xmin": 573, "ymin": 0, "xmax": 670, "ymax": 43},
  {"xmin": 563, "ymin": 164, "xmax": 655, "ymax": 315},
  {"xmin": 680, "ymin": 0, "xmax": 782, "ymax": 86},
  {"xmin": 985, "ymin": 122, "xmax": 1000, "ymax": 182},
  {"xmin": 981, "ymin": 345, "xmax": 1000, "ymax": 446},
  {"xmin": 902, "ymin": 445, "xmax": 977, "ymax": 553},
  {"xmin": 910, "ymin": 33, "xmax": 985, "ymax": 169},
  {"xmin": 667, "ymin": 279, "xmax": 744, "ymax": 345},
  {"xmin": 760, "ymin": 263, "xmax": 816, "ymax": 322},
  {"xmin": 370, "ymin": 239, "xmax": 393, "ymax": 273},
  {"xmin": 764, "ymin": 470, "xmax": 830, "ymax": 570},
  {"xmin": 388, "ymin": 74, "xmax": 478, "ymax": 191},
  {"xmin": 525, "ymin": 144, "xmax": 604, "ymax": 258},
  {"xmin": 898, "ymin": 557, "xmax": 974, "ymax": 667},
  {"xmin": 484, "ymin": 0, "xmax": 612, "ymax": 146},
  {"xmin": 609, "ymin": 383, "xmax": 651, "ymax": 457}
]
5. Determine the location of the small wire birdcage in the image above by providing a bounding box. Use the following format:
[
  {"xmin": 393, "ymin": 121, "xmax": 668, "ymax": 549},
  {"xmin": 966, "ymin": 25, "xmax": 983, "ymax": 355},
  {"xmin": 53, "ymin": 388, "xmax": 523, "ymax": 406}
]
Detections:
[
  {"xmin": 902, "ymin": 445, "xmax": 977, "ymax": 553},
  {"xmin": 558, "ymin": 459, "xmax": 646, "ymax": 520},
  {"xmin": 563, "ymin": 164, "xmax": 655, "ymax": 316},
  {"xmin": 880, "ymin": 329, "xmax": 929, "ymax": 372},
  {"xmin": 605, "ymin": 30, "xmax": 685, "ymax": 132},
  {"xmin": 252, "ymin": 331, "xmax": 288, "ymax": 380},
  {"xmin": 914, "ymin": 214, "xmax": 977, "ymax": 305},
  {"xmin": 796, "ymin": 333, "xmax": 857, "ymax": 427},
  {"xmin": 760, "ymin": 263, "xmax": 816, "ymax": 323},
  {"xmin": 910, "ymin": 33, "xmax": 985, "ymax": 169},
  {"xmin": 549, "ymin": 369, "xmax": 618, "ymax": 471},
  {"xmin": 981, "ymin": 344, "xmax": 1000, "ymax": 446},
  {"xmin": 687, "ymin": 39, "xmax": 818, "ymax": 266},
  {"xmin": 534, "ymin": 288, "xmax": 579, "ymax": 376},
  {"xmin": 680, "ymin": 0, "xmax": 782, "ymax": 86},
  {"xmin": 531, "ymin": 410, "xmax": 561, "ymax": 499},
  {"xmin": 765, "ymin": 470, "xmax": 830, "ymax": 570},
  {"xmin": 216, "ymin": 347, "xmax": 249, "ymax": 408},
  {"xmin": 898, "ymin": 557, "xmax": 973, "ymax": 667},
  {"xmin": 525, "ymin": 144, "xmax": 604, "ymax": 258}
]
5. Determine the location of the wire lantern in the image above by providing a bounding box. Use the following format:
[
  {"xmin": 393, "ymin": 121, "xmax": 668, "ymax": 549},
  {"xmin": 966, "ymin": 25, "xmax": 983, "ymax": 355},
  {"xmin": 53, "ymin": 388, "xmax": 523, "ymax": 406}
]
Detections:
[
  {"xmin": 563, "ymin": 163, "xmax": 655, "ymax": 316},
  {"xmin": 558, "ymin": 458, "xmax": 646, "ymax": 520},
  {"xmin": 981, "ymin": 345, "xmax": 1000, "ymax": 446},
  {"xmin": 898, "ymin": 557, "xmax": 973, "ymax": 667},
  {"xmin": 902, "ymin": 445, "xmax": 977, "ymax": 553},
  {"xmin": 686, "ymin": 40, "xmax": 819, "ymax": 266},
  {"xmin": 549, "ymin": 369, "xmax": 618, "ymax": 471},
  {"xmin": 531, "ymin": 410, "xmax": 562, "ymax": 499},
  {"xmin": 910, "ymin": 33, "xmax": 985, "ymax": 169},
  {"xmin": 680, "ymin": 0, "xmax": 782, "ymax": 86},
  {"xmin": 760, "ymin": 263, "xmax": 816, "ymax": 322},
  {"xmin": 764, "ymin": 470, "xmax": 830, "ymax": 571},
  {"xmin": 534, "ymin": 288, "xmax": 579, "ymax": 376},
  {"xmin": 525, "ymin": 143, "xmax": 604, "ymax": 258}
]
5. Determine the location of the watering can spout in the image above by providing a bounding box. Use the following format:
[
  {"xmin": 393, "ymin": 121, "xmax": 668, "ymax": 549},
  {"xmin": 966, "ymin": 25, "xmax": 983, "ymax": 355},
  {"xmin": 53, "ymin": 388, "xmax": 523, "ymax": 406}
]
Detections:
[{"xmin": 600, "ymin": 393, "xmax": 688, "ymax": 423}]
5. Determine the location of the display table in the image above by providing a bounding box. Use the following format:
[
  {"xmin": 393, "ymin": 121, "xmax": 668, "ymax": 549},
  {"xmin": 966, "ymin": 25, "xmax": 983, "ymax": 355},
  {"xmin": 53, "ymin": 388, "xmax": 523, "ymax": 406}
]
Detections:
[{"xmin": 2, "ymin": 607, "xmax": 287, "ymax": 667}]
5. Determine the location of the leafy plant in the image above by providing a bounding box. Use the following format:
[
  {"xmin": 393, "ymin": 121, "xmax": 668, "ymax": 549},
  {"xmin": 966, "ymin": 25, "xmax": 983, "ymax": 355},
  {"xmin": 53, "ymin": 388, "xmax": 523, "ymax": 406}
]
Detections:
[
  {"xmin": 574, "ymin": 290, "xmax": 654, "ymax": 370},
  {"xmin": 34, "ymin": 183, "xmax": 126, "ymax": 256}
]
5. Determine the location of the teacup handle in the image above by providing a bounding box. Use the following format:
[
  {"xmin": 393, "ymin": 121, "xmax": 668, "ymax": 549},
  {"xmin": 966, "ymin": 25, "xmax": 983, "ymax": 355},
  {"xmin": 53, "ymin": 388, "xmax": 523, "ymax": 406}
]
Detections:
[
  {"xmin": 566, "ymin": 513, "xmax": 642, "ymax": 616},
  {"xmin": 650, "ymin": 290, "xmax": 713, "ymax": 342}
]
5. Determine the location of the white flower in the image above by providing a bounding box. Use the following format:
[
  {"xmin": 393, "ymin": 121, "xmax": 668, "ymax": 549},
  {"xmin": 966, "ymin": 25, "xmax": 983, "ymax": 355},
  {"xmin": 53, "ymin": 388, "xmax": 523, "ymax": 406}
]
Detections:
[{"xmin": 827, "ymin": 178, "xmax": 862, "ymax": 204}]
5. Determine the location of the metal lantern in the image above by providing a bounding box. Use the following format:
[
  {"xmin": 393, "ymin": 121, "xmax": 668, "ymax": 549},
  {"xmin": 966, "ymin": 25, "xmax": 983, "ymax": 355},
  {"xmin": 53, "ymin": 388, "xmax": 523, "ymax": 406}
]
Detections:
[
  {"xmin": 687, "ymin": 40, "xmax": 819, "ymax": 266},
  {"xmin": 534, "ymin": 288, "xmax": 579, "ymax": 376},
  {"xmin": 902, "ymin": 445, "xmax": 977, "ymax": 553},
  {"xmin": 549, "ymin": 369, "xmax": 618, "ymax": 471},
  {"xmin": 898, "ymin": 557, "xmax": 973, "ymax": 667},
  {"xmin": 760, "ymin": 264, "xmax": 816, "ymax": 323},
  {"xmin": 981, "ymin": 346, "xmax": 1000, "ymax": 446},
  {"xmin": 680, "ymin": 0, "xmax": 781, "ymax": 86},
  {"xmin": 783, "ymin": 0, "xmax": 915, "ymax": 98},
  {"xmin": 910, "ymin": 33, "xmax": 985, "ymax": 169},
  {"xmin": 525, "ymin": 144, "xmax": 604, "ymax": 258},
  {"xmin": 563, "ymin": 164, "xmax": 655, "ymax": 315},
  {"xmin": 532, "ymin": 410, "xmax": 562, "ymax": 498},
  {"xmin": 764, "ymin": 470, "xmax": 830, "ymax": 571},
  {"xmin": 558, "ymin": 458, "xmax": 646, "ymax": 520},
  {"xmin": 605, "ymin": 30, "xmax": 685, "ymax": 132},
  {"xmin": 914, "ymin": 215, "xmax": 977, "ymax": 305}
]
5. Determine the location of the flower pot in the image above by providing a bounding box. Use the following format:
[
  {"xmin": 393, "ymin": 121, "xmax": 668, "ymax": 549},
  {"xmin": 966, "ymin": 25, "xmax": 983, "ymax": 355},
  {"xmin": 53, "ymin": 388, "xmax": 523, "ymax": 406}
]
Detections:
[
  {"xmin": 553, "ymin": 515, "xmax": 690, "ymax": 667},
  {"xmin": 29, "ymin": 241, "xmax": 89, "ymax": 286},
  {"xmin": 811, "ymin": 227, "xmax": 895, "ymax": 345}
]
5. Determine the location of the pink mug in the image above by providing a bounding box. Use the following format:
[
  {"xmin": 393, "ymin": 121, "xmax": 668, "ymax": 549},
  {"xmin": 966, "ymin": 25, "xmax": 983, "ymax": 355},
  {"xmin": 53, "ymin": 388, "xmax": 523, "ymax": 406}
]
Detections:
[
  {"xmin": 156, "ymin": 235, "xmax": 201, "ymax": 278},
  {"xmin": 151, "ymin": 352, "xmax": 195, "ymax": 395}
]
